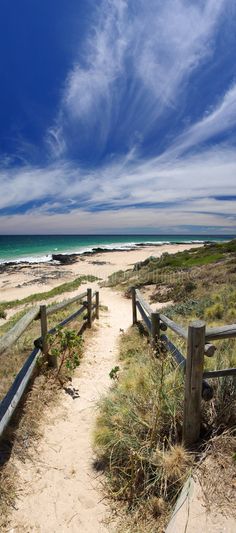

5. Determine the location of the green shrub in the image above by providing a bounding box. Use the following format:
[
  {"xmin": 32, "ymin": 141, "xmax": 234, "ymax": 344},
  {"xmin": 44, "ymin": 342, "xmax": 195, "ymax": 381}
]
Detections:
[
  {"xmin": 48, "ymin": 328, "xmax": 84, "ymax": 382},
  {"xmin": 184, "ymin": 280, "xmax": 197, "ymax": 293},
  {"xmin": 94, "ymin": 328, "xmax": 191, "ymax": 530},
  {"xmin": 0, "ymin": 307, "xmax": 6, "ymax": 319},
  {"xmin": 204, "ymin": 303, "xmax": 224, "ymax": 320},
  {"xmin": 164, "ymin": 296, "xmax": 212, "ymax": 320},
  {"xmin": 227, "ymin": 307, "xmax": 236, "ymax": 320}
]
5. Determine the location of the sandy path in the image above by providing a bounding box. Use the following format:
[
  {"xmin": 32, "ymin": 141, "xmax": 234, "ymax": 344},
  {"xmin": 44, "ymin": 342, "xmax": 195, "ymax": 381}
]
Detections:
[{"xmin": 8, "ymin": 288, "xmax": 131, "ymax": 533}]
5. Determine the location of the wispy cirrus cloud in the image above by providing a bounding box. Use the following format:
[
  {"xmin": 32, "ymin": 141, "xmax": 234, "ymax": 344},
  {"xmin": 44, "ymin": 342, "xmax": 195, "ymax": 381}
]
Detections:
[
  {"xmin": 2, "ymin": 80, "xmax": 236, "ymax": 215},
  {"xmin": 171, "ymin": 83, "xmax": 236, "ymax": 155},
  {"xmin": 0, "ymin": 80, "xmax": 236, "ymax": 218},
  {"xmin": 48, "ymin": 0, "xmax": 227, "ymax": 156}
]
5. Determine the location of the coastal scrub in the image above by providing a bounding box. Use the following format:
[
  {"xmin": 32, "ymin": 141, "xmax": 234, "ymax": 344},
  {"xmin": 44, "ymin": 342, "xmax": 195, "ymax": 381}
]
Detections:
[{"xmin": 94, "ymin": 327, "xmax": 191, "ymax": 531}]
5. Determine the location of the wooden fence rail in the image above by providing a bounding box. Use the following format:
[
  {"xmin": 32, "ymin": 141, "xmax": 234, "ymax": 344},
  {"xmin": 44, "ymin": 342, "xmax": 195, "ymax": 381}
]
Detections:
[
  {"xmin": 161, "ymin": 334, "xmax": 213, "ymax": 401},
  {"xmin": 45, "ymin": 291, "xmax": 87, "ymax": 317},
  {"xmin": 0, "ymin": 288, "xmax": 99, "ymax": 440},
  {"xmin": 0, "ymin": 347, "xmax": 40, "ymax": 437},
  {"xmin": 131, "ymin": 287, "xmax": 236, "ymax": 446},
  {"xmin": 0, "ymin": 307, "xmax": 40, "ymax": 356}
]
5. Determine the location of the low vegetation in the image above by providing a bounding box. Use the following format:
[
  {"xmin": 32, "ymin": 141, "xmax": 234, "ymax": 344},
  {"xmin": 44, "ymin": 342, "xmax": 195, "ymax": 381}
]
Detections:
[
  {"xmin": 94, "ymin": 327, "xmax": 192, "ymax": 532},
  {"xmin": 48, "ymin": 327, "xmax": 84, "ymax": 383},
  {"xmin": 104, "ymin": 239, "xmax": 236, "ymax": 429},
  {"xmin": 0, "ymin": 299, "xmax": 86, "ymax": 402},
  {"xmin": 94, "ymin": 324, "xmax": 236, "ymax": 531},
  {"xmin": 0, "ymin": 274, "xmax": 97, "ymax": 314},
  {"xmin": 95, "ymin": 239, "xmax": 236, "ymax": 531},
  {"xmin": 0, "ymin": 307, "xmax": 6, "ymax": 320},
  {"xmin": 104, "ymin": 239, "xmax": 236, "ymax": 296},
  {"xmin": 0, "ymin": 298, "xmax": 87, "ymax": 529}
]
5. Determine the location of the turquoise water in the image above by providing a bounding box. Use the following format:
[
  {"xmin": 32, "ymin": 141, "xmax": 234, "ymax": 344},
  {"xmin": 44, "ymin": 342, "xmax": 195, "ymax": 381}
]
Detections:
[{"xmin": 0, "ymin": 235, "xmax": 234, "ymax": 263}]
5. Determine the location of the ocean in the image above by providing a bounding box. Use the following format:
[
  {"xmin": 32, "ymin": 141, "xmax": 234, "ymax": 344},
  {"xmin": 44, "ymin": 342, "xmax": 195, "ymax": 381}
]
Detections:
[{"xmin": 0, "ymin": 234, "xmax": 234, "ymax": 264}]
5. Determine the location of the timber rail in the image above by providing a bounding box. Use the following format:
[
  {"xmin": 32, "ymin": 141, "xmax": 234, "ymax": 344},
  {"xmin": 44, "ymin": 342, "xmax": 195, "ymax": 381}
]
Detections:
[
  {"xmin": 0, "ymin": 288, "xmax": 99, "ymax": 439},
  {"xmin": 132, "ymin": 287, "xmax": 236, "ymax": 446}
]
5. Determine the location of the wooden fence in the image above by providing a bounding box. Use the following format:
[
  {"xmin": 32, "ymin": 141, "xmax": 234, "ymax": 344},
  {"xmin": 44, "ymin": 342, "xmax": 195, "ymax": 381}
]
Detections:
[
  {"xmin": 132, "ymin": 288, "xmax": 236, "ymax": 446},
  {"xmin": 0, "ymin": 288, "xmax": 99, "ymax": 439}
]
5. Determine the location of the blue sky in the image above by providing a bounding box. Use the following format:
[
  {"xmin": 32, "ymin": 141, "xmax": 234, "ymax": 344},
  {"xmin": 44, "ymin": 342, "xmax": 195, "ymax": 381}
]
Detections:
[{"xmin": 0, "ymin": 0, "xmax": 236, "ymax": 234}]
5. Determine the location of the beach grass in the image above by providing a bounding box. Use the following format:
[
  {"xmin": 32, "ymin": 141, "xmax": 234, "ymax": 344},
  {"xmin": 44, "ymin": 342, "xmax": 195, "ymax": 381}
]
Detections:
[
  {"xmin": 94, "ymin": 324, "xmax": 236, "ymax": 532},
  {"xmin": 0, "ymin": 274, "xmax": 98, "ymax": 316},
  {"xmin": 103, "ymin": 239, "xmax": 236, "ymax": 292},
  {"xmin": 94, "ymin": 326, "xmax": 191, "ymax": 531},
  {"xmin": 94, "ymin": 239, "xmax": 236, "ymax": 531}
]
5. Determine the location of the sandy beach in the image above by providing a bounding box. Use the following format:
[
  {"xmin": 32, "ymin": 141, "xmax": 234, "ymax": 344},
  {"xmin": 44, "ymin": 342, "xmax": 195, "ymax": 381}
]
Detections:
[{"xmin": 0, "ymin": 243, "xmax": 202, "ymax": 304}]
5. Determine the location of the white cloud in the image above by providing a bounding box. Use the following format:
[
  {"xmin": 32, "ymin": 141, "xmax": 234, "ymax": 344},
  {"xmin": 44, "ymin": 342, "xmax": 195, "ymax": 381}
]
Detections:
[
  {"xmin": 2, "ymin": 76, "xmax": 236, "ymax": 214},
  {"xmin": 171, "ymin": 83, "xmax": 236, "ymax": 153},
  {"xmin": 48, "ymin": 0, "xmax": 227, "ymax": 153},
  {"xmin": 133, "ymin": 0, "xmax": 224, "ymax": 106},
  {"xmin": 2, "ymin": 78, "xmax": 236, "ymax": 226},
  {"xmin": 0, "ymin": 142, "xmax": 236, "ymax": 226},
  {"xmin": 1, "ymin": 201, "xmax": 235, "ymax": 235},
  {"xmin": 64, "ymin": 0, "xmax": 128, "ymax": 119}
]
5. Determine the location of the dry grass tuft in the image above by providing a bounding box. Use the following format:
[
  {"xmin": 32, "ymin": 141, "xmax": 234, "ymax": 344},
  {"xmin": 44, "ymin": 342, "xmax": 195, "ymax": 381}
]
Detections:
[
  {"xmin": 159, "ymin": 445, "xmax": 191, "ymax": 485},
  {"xmin": 115, "ymin": 498, "xmax": 168, "ymax": 533},
  {"xmin": 94, "ymin": 326, "xmax": 191, "ymax": 531}
]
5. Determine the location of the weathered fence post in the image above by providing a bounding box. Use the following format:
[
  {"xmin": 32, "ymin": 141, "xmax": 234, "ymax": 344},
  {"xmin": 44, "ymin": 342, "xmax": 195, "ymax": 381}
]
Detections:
[
  {"xmin": 95, "ymin": 291, "xmax": 99, "ymax": 320},
  {"xmin": 40, "ymin": 304, "xmax": 57, "ymax": 368},
  {"xmin": 131, "ymin": 287, "xmax": 137, "ymax": 325},
  {"xmin": 87, "ymin": 288, "xmax": 92, "ymax": 328},
  {"xmin": 151, "ymin": 312, "xmax": 160, "ymax": 347},
  {"xmin": 40, "ymin": 305, "xmax": 48, "ymax": 356},
  {"xmin": 183, "ymin": 320, "xmax": 206, "ymax": 446}
]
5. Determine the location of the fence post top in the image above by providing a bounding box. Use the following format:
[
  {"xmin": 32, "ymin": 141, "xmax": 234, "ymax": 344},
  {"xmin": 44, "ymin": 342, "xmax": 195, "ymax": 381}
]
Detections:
[{"xmin": 189, "ymin": 320, "xmax": 206, "ymax": 330}]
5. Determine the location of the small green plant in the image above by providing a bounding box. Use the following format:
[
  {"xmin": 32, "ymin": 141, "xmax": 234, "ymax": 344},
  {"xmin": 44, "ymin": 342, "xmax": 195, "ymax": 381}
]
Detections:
[
  {"xmin": 0, "ymin": 306, "xmax": 6, "ymax": 319},
  {"xmin": 109, "ymin": 366, "xmax": 120, "ymax": 380},
  {"xmin": 204, "ymin": 303, "xmax": 224, "ymax": 320},
  {"xmin": 227, "ymin": 307, "xmax": 236, "ymax": 320},
  {"xmin": 184, "ymin": 280, "xmax": 197, "ymax": 293},
  {"xmin": 48, "ymin": 328, "xmax": 84, "ymax": 380}
]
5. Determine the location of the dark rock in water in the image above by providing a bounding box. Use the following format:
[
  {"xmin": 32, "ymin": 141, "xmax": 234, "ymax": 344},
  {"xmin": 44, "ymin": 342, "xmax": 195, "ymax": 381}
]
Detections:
[
  {"xmin": 51, "ymin": 254, "xmax": 79, "ymax": 264},
  {"xmin": 83, "ymin": 247, "xmax": 113, "ymax": 255}
]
